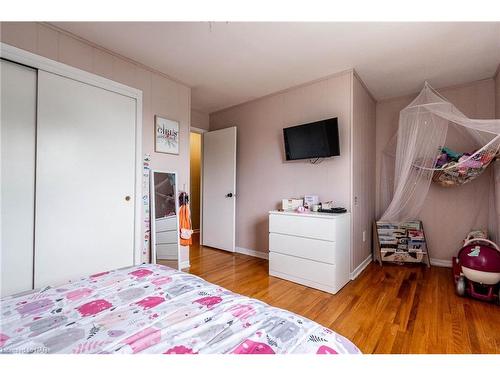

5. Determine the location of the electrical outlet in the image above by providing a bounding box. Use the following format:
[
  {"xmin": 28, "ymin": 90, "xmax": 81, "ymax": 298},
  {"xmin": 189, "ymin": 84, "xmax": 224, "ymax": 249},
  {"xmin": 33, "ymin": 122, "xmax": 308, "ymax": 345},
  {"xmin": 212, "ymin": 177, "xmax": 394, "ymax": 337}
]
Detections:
[{"xmin": 362, "ymin": 230, "xmax": 366, "ymax": 242}]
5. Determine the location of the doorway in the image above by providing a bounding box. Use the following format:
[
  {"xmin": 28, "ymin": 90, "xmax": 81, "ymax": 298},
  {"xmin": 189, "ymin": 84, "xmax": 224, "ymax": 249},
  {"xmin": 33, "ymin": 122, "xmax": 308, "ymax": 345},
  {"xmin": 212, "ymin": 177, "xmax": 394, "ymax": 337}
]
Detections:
[{"xmin": 190, "ymin": 129, "xmax": 204, "ymax": 246}]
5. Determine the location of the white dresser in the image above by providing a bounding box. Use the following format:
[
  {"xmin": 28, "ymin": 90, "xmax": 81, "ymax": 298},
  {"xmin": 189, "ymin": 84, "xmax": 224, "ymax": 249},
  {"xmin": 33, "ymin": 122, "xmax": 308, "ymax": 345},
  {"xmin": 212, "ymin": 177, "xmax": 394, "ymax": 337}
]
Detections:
[
  {"xmin": 155, "ymin": 215, "xmax": 178, "ymax": 260},
  {"xmin": 268, "ymin": 210, "xmax": 351, "ymax": 294}
]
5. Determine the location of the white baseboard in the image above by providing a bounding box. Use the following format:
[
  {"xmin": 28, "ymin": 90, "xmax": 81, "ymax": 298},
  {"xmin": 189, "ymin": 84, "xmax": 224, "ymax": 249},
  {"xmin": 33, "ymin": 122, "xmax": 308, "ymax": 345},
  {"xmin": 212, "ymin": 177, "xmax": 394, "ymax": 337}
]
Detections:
[
  {"xmin": 350, "ymin": 254, "xmax": 372, "ymax": 280},
  {"xmin": 179, "ymin": 260, "xmax": 190, "ymax": 269},
  {"xmin": 430, "ymin": 258, "xmax": 452, "ymax": 268},
  {"xmin": 235, "ymin": 246, "xmax": 269, "ymax": 260}
]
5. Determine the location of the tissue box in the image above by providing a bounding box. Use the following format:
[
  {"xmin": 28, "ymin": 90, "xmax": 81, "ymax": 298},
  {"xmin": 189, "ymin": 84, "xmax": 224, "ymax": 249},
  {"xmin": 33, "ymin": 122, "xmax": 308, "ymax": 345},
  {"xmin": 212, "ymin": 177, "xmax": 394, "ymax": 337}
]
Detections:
[{"xmin": 282, "ymin": 199, "xmax": 303, "ymax": 211}]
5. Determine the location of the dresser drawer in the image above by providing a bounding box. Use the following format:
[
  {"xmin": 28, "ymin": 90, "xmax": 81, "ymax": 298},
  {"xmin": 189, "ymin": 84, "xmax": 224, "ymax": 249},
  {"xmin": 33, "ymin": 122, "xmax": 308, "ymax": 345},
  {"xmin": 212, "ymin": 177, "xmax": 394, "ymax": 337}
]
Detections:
[
  {"xmin": 156, "ymin": 243, "xmax": 178, "ymax": 259},
  {"xmin": 155, "ymin": 216, "xmax": 177, "ymax": 232},
  {"xmin": 269, "ymin": 233, "xmax": 335, "ymax": 264},
  {"xmin": 269, "ymin": 214, "xmax": 335, "ymax": 241},
  {"xmin": 156, "ymin": 230, "xmax": 178, "ymax": 244},
  {"xmin": 269, "ymin": 252, "xmax": 337, "ymax": 290}
]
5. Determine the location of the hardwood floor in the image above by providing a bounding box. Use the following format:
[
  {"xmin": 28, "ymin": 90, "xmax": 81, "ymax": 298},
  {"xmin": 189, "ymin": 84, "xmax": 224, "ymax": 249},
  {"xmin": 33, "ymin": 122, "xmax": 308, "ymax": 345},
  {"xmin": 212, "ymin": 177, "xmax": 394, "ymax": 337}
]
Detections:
[{"xmin": 187, "ymin": 239, "xmax": 499, "ymax": 354}]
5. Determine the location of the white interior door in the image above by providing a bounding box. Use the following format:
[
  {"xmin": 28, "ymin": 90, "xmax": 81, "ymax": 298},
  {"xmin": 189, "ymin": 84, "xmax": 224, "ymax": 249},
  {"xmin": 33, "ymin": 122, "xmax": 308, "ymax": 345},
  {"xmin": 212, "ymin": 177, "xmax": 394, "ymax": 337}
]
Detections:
[
  {"xmin": 0, "ymin": 60, "xmax": 37, "ymax": 296},
  {"xmin": 34, "ymin": 70, "xmax": 137, "ymax": 287},
  {"xmin": 202, "ymin": 127, "xmax": 237, "ymax": 252}
]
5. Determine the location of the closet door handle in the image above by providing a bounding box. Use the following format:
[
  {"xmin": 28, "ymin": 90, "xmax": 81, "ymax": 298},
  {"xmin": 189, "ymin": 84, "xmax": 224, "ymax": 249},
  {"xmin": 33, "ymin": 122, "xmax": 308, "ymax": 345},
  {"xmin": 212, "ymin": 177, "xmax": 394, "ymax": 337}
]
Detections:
[
  {"xmin": 125, "ymin": 196, "xmax": 131, "ymax": 201},
  {"xmin": 225, "ymin": 193, "xmax": 233, "ymax": 198}
]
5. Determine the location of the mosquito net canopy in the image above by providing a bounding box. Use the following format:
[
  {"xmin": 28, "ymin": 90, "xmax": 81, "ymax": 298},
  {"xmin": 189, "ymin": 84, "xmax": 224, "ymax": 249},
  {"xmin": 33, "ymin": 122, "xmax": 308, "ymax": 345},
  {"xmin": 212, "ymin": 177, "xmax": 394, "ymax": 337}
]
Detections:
[{"xmin": 380, "ymin": 83, "xmax": 500, "ymax": 227}]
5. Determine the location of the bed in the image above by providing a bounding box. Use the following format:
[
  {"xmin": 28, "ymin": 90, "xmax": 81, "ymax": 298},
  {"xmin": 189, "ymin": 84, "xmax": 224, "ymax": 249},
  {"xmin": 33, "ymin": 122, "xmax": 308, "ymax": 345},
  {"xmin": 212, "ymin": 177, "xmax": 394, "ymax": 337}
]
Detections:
[{"xmin": 0, "ymin": 264, "xmax": 360, "ymax": 354}]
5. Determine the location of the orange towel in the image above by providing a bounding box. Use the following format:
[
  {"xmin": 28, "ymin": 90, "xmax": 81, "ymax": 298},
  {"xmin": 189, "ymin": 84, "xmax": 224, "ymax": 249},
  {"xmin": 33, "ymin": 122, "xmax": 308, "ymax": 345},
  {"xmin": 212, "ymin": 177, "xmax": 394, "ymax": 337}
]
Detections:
[{"xmin": 179, "ymin": 204, "xmax": 193, "ymax": 246}]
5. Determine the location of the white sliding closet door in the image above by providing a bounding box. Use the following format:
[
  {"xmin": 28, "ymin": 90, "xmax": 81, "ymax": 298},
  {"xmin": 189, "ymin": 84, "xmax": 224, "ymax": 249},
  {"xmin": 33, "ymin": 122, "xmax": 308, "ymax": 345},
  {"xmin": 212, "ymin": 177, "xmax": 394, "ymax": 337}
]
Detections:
[
  {"xmin": 35, "ymin": 71, "xmax": 136, "ymax": 287},
  {"xmin": 1, "ymin": 60, "xmax": 37, "ymax": 297}
]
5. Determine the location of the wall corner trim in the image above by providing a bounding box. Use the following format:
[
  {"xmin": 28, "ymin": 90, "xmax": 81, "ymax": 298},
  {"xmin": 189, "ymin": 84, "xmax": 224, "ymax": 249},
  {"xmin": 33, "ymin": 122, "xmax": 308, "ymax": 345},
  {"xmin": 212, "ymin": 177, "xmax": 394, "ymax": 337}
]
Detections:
[
  {"xmin": 352, "ymin": 69, "xmax": 376, "ymax": 103},
  {"xmin": 350, "ymin": 254, "xmax": 372, "ymax": 280},
  {"xmin": 235, "ymin": 247, "xmax": 269, "ymax": 260}
]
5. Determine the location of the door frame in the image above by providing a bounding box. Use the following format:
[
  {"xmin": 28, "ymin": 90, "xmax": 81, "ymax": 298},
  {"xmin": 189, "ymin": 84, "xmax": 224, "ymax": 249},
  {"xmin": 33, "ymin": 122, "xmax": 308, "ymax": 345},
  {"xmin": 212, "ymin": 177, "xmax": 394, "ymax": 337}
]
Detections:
[
  {"xmin": 0, "ymin": 42, "xmax": 144, "ymax": 265},
  {"xmin": 190, "ymin": 126, "xmax": 207, "ymax": 245}
]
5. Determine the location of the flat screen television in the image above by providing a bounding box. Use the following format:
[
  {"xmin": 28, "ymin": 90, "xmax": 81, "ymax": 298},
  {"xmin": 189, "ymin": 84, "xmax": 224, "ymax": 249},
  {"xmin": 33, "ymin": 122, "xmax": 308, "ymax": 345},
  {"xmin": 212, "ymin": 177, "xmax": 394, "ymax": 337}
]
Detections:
[{"xmin": 283, "ymin": 117, "xmax": 340, "ymax": 161}]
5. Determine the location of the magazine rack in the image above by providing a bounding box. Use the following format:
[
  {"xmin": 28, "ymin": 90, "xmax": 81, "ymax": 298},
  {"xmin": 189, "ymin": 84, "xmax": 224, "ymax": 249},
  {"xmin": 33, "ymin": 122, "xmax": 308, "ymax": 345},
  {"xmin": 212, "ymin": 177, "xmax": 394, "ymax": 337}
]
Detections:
[{"xmin": 373, "ymin": 220, "xmax": 431, "ymax": 267}]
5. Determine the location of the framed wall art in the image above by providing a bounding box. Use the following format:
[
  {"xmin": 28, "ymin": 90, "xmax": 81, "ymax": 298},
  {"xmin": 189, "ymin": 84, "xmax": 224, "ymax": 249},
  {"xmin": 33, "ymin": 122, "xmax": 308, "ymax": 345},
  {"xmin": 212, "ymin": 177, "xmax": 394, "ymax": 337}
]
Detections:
[{"xmin": 155, "ymin": 115, "xmax": 179, "ymax": 154}]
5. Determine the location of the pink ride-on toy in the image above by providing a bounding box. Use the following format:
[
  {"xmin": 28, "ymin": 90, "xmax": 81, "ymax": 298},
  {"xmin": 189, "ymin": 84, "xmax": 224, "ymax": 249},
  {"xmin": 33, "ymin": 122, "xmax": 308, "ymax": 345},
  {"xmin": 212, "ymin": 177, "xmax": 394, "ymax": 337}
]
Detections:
[{"xmin": 452, "ymin": 234, "xmax": 500, "ymax": 305}]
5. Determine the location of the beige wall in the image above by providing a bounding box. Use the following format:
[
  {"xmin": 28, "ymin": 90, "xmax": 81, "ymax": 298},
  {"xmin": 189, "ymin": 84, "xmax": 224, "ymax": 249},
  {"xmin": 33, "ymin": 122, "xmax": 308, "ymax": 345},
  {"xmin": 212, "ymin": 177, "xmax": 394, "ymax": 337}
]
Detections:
[
  {"xmin": 191, "ymin": 109, "xmax": 210, "ymax": 130},
  {"xmin": 376, "ymin": 79, "xmax": 496, "ymax": 263},
  {"xmin": 210, "ymin": 71, "xmax": 354, "ymax": 256},
  {"xmin": 0, "ymin": 22, "xmax": 191, "ymax": 263},
  {"xmin": 189, "ymin": 132, "xmax": 202, "ymax": 230},
  {"xmin": 352, "ymin": 74, "xmax": 376, "ymax": 270}
]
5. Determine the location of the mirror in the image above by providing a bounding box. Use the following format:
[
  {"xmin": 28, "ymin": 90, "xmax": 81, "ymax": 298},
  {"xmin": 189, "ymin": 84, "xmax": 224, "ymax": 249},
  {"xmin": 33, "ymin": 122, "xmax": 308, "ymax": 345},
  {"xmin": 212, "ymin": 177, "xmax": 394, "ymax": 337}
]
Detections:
[{"xmin": 150, "ymin": 170, "xmax": 180, "ymax": 269}]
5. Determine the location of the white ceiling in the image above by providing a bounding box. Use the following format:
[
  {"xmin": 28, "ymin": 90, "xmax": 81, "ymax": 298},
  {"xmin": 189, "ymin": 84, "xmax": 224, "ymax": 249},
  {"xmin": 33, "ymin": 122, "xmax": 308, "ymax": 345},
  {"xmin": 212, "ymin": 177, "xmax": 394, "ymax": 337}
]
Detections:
[{"xmin": 51, "ymin": 22, "xmax": 500, "ymax": 113}]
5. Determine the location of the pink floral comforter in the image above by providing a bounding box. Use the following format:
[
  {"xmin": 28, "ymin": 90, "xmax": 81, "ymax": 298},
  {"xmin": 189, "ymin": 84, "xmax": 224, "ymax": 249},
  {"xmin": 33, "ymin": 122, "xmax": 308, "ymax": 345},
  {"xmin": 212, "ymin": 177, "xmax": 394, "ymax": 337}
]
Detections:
[{"xmin": 0, "ymin": 264, "xmax": 360, "ymax": 354}]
